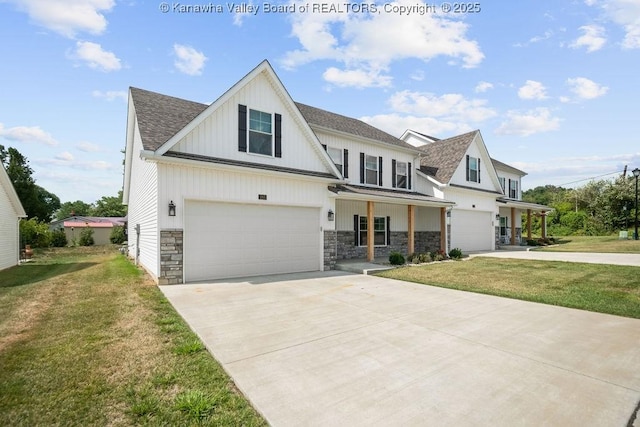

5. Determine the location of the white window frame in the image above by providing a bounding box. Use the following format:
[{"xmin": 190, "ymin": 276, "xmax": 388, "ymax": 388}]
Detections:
[
  {"xmin": 396, "ymin": 161, "xmax": 407, "ymax": 189},
  {"xmin": 468, "ymin": 156, "xmax": 480, "ymax": 183},
  {"xmin": 359, "ymin": 216, "xmax": 387, "ymax": 247},
  {"xmin": 365, "ymin": 155, "xmax": 378, "ymax": 186},
  {"xmin": 327, "ymin": 147, "xmax": 343, "ymax": 175},
  {"xmin": 248, "ymin": 109, "xmax": 273, "ymax": 156},
  {"xmin": 499, "ymin": 177, "xmax": 506, "ymax": 193},
  {"xmin": 509, "ymin": 180, "xmax": 519, "ymax": 199}
]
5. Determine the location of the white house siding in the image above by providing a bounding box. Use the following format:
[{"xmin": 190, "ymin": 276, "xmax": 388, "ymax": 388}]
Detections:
[
  {"xmin": 446, "ymin": 187, "xmax": 498, "ymax": 252},
  {"xmin": 313, "ymin": 129, "xmax": 419, "ymax": 191},
  {"xmin": 450, "ymin": 139, "xmax": 500, "ymax": 193},
  {"xmin": 495, "ymin": 168, "xmax": 522, "ymax": 199},
  {"xmin": 0, "ymin": 191, "xmax": 20, "ymax": 271},
  {"xmin": 171, "ymin": 72, "xmax": 329, "ymax": 175},
  {"xmin": 126, "ymin": 120, "xmax": 159, "ymax": 278}
]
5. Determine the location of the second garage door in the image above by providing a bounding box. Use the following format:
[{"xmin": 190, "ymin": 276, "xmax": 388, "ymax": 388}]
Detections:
[
  {"xmin": 184, "ymin": 201, "xmax": 321, "ymax": 282},
  {"xmin": 450, "ymin": 209, "xmax": 493, "ymax": 252}
]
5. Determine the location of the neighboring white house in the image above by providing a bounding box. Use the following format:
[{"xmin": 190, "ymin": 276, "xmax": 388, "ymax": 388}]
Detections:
[
  {"xmin": 402, "ymin": 130, "xmax": 550, "ymax": 252},
  {"xmin": 123, "ymin": 60, "xmax": 547, "ymax": 284},
  {"xmin": 0, "ymin": 163, "xmax": 27, "ymax": 271}
]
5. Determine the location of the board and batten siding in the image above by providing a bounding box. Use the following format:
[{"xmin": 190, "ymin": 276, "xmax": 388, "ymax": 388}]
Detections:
[
  {"xmin": 449, "ymin": 140, "xmax": 499, "ymax": 193},
  {"xmin": 335, "ymin": 200, "xmax": 440, "ymax": 232},
  {"xmin": 171, "ymin": 72, "xmax": 329, "ymax": 175},
  {"xmin": 127, "ymin": 119, "xmax": 159, "ymax": 278},
  {"xmin": 0, "ymin": 189, "xmax": 20, "ymax": 271},
  {"xmin": 158, "ymin": 162, "xmax": 334, "ymax": 231},
  {"xmin": 313, "ymin": 129, "xmax": 418, "ymax": 191}
]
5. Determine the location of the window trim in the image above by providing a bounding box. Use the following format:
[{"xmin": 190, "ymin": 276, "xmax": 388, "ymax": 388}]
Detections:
[
  {"xmin": 358, "ymin": 215, "xmax": 387, "ymax": 247},
  {"xmin": 509, "ymin": 179, "xmax": 519, "ymax": 199},
  {"xmin": 365, "ymin": 154, "xmax": 379, "ymax": 186},
  {"xmin": 327, "ymin": 146, "xmax": 343, "ymax": 175},
  {"xmin": 395, "ymin": 160, "xmax": 408, "ymax": 189},
  {"xmin": 467, "ymin": 155, "xmax": 480, "ymax": 183},
  {"xmin": 499, "ymin": 177, "xmax": 506, "ymax": 193},
  {"xmin": 248, "ymin": 108, "xmax": 273, "ymax": 156}
]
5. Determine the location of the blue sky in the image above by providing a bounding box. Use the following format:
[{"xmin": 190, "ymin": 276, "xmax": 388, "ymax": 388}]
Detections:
[{"xmin": 1, "ymin": 0, "xmax": 639, "ymax": 204}]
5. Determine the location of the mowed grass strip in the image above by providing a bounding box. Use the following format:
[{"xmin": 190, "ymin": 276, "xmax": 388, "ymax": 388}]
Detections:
[
  {"xmin": 0, "ymin": 246, "xmax": 266, "ymax": 426},
  {"xmin": 538, "ymin": 235, "xmax": 640, "ymax": 253},
  {"xmin": 376, "ymin": 258, "xmax": 640, "ymax": 319}
]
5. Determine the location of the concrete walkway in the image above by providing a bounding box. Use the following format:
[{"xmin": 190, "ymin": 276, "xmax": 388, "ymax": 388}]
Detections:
[
  {"xmin": 161, "ymin": 271, "xmax": 640, "ymax": 426},
  {"xmin": 471, "ymin": 250, "xmax": 640, "ymax": 266}
]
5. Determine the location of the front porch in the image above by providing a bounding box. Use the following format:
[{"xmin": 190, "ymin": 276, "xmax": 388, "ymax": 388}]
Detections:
[
  {"xmin": 327, "ymin": 185, "xmax": 455, "ymax": 264},
  {"xmin": 497, "ymin": 198, "xmax": 552, "ymax": 246}
]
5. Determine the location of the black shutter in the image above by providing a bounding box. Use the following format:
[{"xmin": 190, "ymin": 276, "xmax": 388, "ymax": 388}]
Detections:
[
  {"xmin": 386, "ymin": 216, "xmax": 391, "ymax": 246},
  {"xmin": 391, "ymin": 159, "xmax": 397, "ymax": 188},
  {"xmin": 321, "ymin": 144, "xmax": 327, "ymax": 150},
  {"xmin": 354, "ymin": 214, "xmax": 359, "ymax": 246},
  {"xmin": 478, "ymin": 158, "xmax": 481, "ymax": 183},
  {"xmin": 408, "ymin": 162, "xmax": 412, "ymax": 190},
  {"xmin": 360, "ymin": 153, "xmax": 365, "ymax": 184},
  {"xmin": 508, "ymin": 179, "xmax": 512, "ymax": 198},
  {"xmin": 274, "ymin": 113, "xmax": 282, "ymax": 158},
  {"xmin": 343, "ymin": 149, "xmax": 349, "ymax": 178},
  {"xmin": 238, "ymin": 104, "xmax": 247, "ymax": 152},
  {"xmin": 378, "ymin": 157, "xmax": 383, "ymax": 186},
  {"xmin": 466, "ymin": 155, "xmax": 470, "ymax": 181}
]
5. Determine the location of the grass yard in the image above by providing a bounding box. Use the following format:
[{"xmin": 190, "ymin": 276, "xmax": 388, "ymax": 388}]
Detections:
[
  {"xmin": 376, "ymin": 258, "xmax": 640, "ymax": 319},
  {"xmin": 0, "ymin": 246, "xmax": 266, "ymax": 426},
  {"xmin": 539, "ymin": 235, "xmax": 640, "ymax": 253}
]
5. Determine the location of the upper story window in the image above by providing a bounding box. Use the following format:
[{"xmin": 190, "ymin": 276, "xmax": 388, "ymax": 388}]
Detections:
[
  {"xmin": 509, "ymin": 179, "xmax": 519, "ymax": 199},
  {"xmin": 365, "ymin": 154, "xmax": 379, "ymax": 185},
  {"xmin": 499, "ymin": 177, "xmax": 506, "ymax": 193},
  {"xmin": 238, "ymin": 104, "xmax": 282, "ymax": 158},
  {"xmin": 392, "ymin": 160, "xmax": 410, "ymax": 189},
  {"xmin": 249, "ymin": 109, "xmax": 272, "ymax": 155},
  {"xmin": 466, "ymin": 155, "xmax": 480, "ymax": 183},
  {"xmin": 327, "ymin": 147, "xmax": 343, "ymax": 175}
]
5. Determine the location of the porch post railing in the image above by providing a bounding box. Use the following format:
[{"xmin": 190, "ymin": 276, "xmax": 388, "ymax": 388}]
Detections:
[
  {"xmin": 367, "ymin": 201, "xmax": 375, "ymax": 261},
  {"xmin": 408, "ymin": 205, "xmax": 415, "ymax": 255}
]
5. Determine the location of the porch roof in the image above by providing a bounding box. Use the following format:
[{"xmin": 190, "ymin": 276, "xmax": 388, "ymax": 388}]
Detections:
[
  {"xmin": 497, "ymin": 197, "xmax": 552, "ymax": 212},
  {"xmin": 329, "ymin": 184, "xmax": 455, "ymax": 207}
]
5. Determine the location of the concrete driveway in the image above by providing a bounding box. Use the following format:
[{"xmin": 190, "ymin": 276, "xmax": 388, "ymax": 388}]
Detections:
[
  {"xmin": 471, "ymin": 250, "xmax": 640, "ymax": 266},
  {"xmin": 161, "ymin": 271, "xmax": 640, "ymax": 426}
]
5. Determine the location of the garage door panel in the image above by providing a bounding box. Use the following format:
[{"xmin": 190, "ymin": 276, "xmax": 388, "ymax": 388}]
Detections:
[
  {"xmin": 450, "ymin": 210, "xmax": 493, "ymax": 252},
  {"xmin": 184, "ymin": 201, "xmax": 320, "ymax": 282}
]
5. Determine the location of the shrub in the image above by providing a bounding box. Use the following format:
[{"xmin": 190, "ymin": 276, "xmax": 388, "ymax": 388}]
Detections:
[
  {"xmin": 50, "ymin": 228, "xmax": 67, "ymax": 247},
  {"xmin": 389, "ymin": 251, "xmax": 405, "ymax": 265},
  {"xmin": 418, "ymin": 252, "xmax": 432, "ymax": 263},
  {"xmin": 448, "ymin": 248, "xmax": 463, "ymax": 259},
  {"xmin": 20, "ymin": 218, "xmax": 51, "ymax": 248},
  {"xmin": 110, "ymin": 225, "xmax": 126, "ymax": 244},
  {"xmin": 431, "ymin": 249, "xmax": 447, "ymax": 261},
  {"xmin": 79, "ymin": 227, "xmax": 94, "ymax": 246}
]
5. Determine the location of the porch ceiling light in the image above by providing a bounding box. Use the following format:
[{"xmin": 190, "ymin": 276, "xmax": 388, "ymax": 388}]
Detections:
[
  {"xmin": 168, "ymin": 200, "xmax": 176, "ymax": 217},
  {"xmin": 328, "ymin": 209, "xmax": 335, "ymax": 221}
]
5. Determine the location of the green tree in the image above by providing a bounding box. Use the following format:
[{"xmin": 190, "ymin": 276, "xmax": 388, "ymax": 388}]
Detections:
[
  {"xmin": 56, "ymin": 200, "xmax": 93, "ymax": 220},
  {"xmin": 91, "ymin": 190, "xmax": 126, "ymax": 217},
  {"xmin": 0, "ymin": 145, "xmax": 60, "ymax": 221}
]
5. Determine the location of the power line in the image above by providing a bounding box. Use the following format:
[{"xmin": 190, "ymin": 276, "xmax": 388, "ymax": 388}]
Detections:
[{"xmin": 557, "ymin": 170, "xmax": 624, "ymax": 187}]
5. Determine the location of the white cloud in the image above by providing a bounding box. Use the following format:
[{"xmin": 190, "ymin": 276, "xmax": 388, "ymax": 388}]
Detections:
[
  {"xmin": 281, "ymin": 0, "xmax": 483, "ymax": 88},
  {"xmin": 72, "ymin": 41, "xmax": 121, "ymax": 72},
  {"xmin": 55, "ymin": 151, "xmax": 74, "ymax": 161},
  {"xmin": 570, "ymin": 25, "xmax": 607, "ymax": 52},
  {"xmin": 495, "ymin": 108, "xmax": 561, "ymax": 137},
  {"xmin": 92, "ymin": 90, "xmax": 127, "ymax": 102},
  {"xmin": 587, "ymin": 0, "xmax": 640, "ymax": 48},
  {"xmin": 5, "ymin": 0, "xmax": 114, "ymax": 38},
  {"xmin": 518, "ymin": 80, "xmax": 548, "ymax": 100},
  {"xmin": 475, "ymin": 81, "xmax": 494, "ymax": 93},
  {"xmin": 410, "ymin": 69, "xmax": 425, "ymax": 81},
  {"xmin": 173, "ymin": 44, "xmax": 207, "ymax": 76},
  {"xmin": 76, "ymin": 141, "xmax": 102, "ymax": 152},
  {"xmin": 322, "ymin": 67, "xmax": 392, "ymax": 88},
  {"xmin": 567, "ymin": 77, "xmax": 609, "ymax": 99},
  {"xmin": 0, "ymin": 123, "xmax": 58, "ymax": 146},
  {"xmin": 388, "ymin": 90, "xmax": 497, "ymax": 122},
  {"xmin": 361, "ymin": 113, "xmax": 471, "ymax": 139}
]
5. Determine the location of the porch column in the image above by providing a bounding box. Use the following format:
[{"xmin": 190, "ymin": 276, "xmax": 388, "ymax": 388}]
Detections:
[
  {"xmin": 440, "ymin": 207, "xmax": 446, "ymax": 252},
  {"xmin": 527, "ymin": 209, "xmax": 532, "ymax": 239},
  {"xmin": 541, "ymin": 211, "xmax": 547, "ymax": 238},
  {"xmin": 408, "ymin": 205, "xmax": 415, "ymax": 254},
  {"xmin": 367, "ymin": 201, "xmax": 375, "ymax": 261},
  {"xmin": 510, "ymin": 207, "xmax": 516, "ymax": 245}
]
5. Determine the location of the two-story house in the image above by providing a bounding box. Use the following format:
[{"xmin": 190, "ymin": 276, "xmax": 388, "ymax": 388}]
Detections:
[{"xmin": 123, "ymin": 60, "xmax": 454, "ymax": 284}]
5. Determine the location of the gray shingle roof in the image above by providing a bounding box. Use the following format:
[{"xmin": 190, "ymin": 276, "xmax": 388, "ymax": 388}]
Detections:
[
  {"xmin": 295, "ymin": 102, "xmax": 418, "ymax": 150},
  {"xmin": 130, "ymin": 87, "xmax": 208, "ymax": 151},
  {"xmin": 491, "ymin": 158, "xmax": 527, "ymax": 176},
  {"xmin": 417, "ymin": 130, "xmax": 478, "ymax": 183}
]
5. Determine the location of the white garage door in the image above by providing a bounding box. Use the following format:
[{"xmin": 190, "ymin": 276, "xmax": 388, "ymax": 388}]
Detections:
[
  {"xmin": 450, "ymin": 210, "xmax": 493, "ymax": 252},
  {"xmin": 184, "ymin": 201, "xmax": 321, "ymax": 282}
]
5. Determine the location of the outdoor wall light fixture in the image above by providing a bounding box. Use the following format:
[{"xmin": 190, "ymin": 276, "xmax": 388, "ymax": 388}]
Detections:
[
  {"xmin": 633, "ymin": 168, "xmax": 640, "ymax": 240},
  {"xmin": 168, "ymin": 200, "xmax": 176, "ymax": 217},
  {"xmin": 495, "ymin": 213, "xmax": 500, "ymax": 221},
  {"xmin": 328, "ymin": 209, "xmax": 335, "ymax": 221}
]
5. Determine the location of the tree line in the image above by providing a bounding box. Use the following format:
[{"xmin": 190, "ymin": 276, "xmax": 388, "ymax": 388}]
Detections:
[{"xmin": 523, "ymin": 174, "xmax": 638, "ymax": 236}]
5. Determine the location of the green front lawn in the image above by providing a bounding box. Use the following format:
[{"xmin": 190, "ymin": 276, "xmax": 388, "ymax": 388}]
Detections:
[
  {"xmin": 376, "ymin": 258, "xmax": 640, "ymax": 319},
  {"xmin": 0, "ymin": 246, "xmax": 266, "ymax": 426},
  {"xmin": 538, "ymin": 235, "xmax": 640, "ymax": 253}
]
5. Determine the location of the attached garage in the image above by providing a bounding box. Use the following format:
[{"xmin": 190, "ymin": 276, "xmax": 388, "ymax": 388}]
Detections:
[
  {"xmin": 184, "ymin": 200, "xmax": 321, "ymax": 282},
  {"xmin": 450, "ymin": 209, "xmax": 493, "ymax": 252}
]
